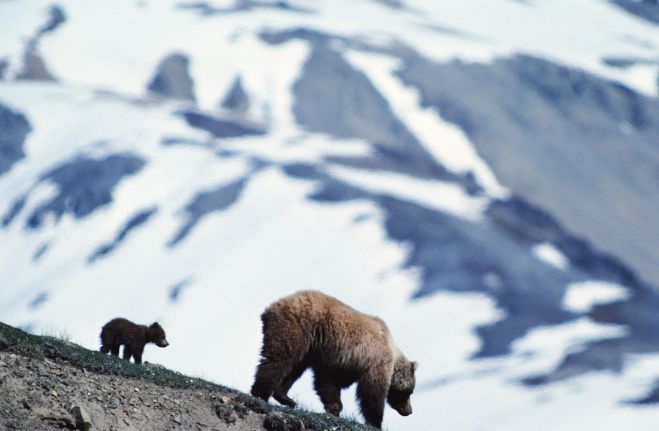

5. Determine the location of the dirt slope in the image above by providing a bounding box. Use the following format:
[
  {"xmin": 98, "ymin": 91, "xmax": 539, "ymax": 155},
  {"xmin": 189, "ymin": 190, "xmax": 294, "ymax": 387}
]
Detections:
[{"xmin": 0, "ymin": 322, "xmax": 370, "ymax": 431}]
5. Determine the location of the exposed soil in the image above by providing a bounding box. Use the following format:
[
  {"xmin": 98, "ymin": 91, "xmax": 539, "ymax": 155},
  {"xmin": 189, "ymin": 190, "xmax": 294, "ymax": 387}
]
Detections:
[{"xmin": 0, "ymin": 323, "xmax": 370, "ymax": 431}]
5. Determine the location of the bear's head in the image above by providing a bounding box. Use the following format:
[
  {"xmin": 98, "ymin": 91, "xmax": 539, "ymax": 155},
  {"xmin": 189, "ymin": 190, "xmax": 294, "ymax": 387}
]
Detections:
[
  {"xmin": 147, "ymin": 322, "xmax": 169, "ymax": 348},
  {"xmin": 387, "ymin": 355, "xmax": 418, "ymax": 416}
]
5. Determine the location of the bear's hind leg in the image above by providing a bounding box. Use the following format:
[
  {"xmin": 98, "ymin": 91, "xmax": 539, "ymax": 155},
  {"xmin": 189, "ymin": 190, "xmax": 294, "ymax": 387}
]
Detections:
[
  {"xmin": 273, "ymin": 359, "xmax": 309, "ymax": 408},
  {"xmin": 100, "ymin": 345, "xmax": 110, "ymax": 354},
  {"xmin": 251, "ymin": 358, "xmax": 290, "ymax": 401},
  {"xmin": 110, "ymin": 344, "xmax": 120, "ymax": 357},
  {"xmin": 251, "ymin": 347, "xmax": 310, "ymax": 402},
  {"xmin": 251, "ymin": 310, "xmax": 312, "ymax": 402}
]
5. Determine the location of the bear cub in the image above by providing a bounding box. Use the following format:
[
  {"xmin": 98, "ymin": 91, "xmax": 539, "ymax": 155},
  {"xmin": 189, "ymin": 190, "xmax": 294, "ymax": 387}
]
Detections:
[
  {"xmin": 251, "ymin": 290, "xmax": 417, "ymax": 429},
  {"xmin": 100, "ymin": 318, "xmax": 169, "ymax": 364}
]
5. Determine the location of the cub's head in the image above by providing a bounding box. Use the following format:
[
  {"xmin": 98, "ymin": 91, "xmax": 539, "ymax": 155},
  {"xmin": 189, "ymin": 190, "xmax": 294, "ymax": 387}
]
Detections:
[
  {"xmin": 147, "ymin": 322, "xmax": 169, "ymax": 348},
  {"xmin": 387, "ymin": 355, "xmax": 418, "ymax": 416}
]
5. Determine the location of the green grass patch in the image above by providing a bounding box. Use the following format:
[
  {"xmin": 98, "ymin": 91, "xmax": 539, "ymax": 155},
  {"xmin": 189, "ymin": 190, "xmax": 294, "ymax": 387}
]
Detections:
[{"xmin": 0, "ymin": 321, "xmax": 234, "ymax": 391}]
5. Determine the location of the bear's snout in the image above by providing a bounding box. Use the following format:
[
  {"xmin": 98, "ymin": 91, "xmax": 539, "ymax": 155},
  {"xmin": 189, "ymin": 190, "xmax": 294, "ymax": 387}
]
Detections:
[
  {"xmin": 395, "ymin": 401, "xmax": 413, "ymax": 416},
  {"xmin": 158, "ymin": 339, "xmax": 169, "ymax": 348}
]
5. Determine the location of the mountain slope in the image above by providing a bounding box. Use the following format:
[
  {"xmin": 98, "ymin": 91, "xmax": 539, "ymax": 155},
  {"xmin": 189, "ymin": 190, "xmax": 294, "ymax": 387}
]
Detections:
[
  {"xmin": 2, "ymin": 1, "xmax": 659, "ymax": 430},
  {"xmin": 0, "ymin": 322, "xmax": 369, "ymax": 431}
]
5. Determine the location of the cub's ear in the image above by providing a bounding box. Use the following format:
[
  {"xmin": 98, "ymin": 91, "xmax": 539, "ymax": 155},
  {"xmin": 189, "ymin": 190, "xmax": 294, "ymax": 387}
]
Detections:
[
  {"xmin": 411, "ymin": 361, "xmax": 419, "ymax": 372},
  {"xmin": 150, "ymin": 322, "xmax": 160, "ymax": 328}
]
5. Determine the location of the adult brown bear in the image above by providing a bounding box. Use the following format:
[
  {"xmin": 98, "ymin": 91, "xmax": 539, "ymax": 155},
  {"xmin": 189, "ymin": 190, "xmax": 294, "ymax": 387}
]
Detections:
[{"xmin": 250, "ymin": 290, "xmax": 417, "ymax": 429}]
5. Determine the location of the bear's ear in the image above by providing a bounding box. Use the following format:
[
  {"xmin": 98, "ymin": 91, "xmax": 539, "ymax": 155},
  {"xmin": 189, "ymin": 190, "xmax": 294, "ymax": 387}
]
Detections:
[
  {"xmin": 150, "ymin": 322, "xmax": 160, "ymax": 328},
  {"xmin": 411, "ymin": 361, "xmax": 418, "ymax": 372}
]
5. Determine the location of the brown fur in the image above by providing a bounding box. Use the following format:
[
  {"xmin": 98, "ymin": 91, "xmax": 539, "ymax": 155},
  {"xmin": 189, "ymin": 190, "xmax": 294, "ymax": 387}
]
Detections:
[
  {"xmin": 100, "ymin": 318, "xmax": 169, "ymax": 365},
  {"xmin": 250, "ymin": 290, "xmax": 417, "ymax": 429}
]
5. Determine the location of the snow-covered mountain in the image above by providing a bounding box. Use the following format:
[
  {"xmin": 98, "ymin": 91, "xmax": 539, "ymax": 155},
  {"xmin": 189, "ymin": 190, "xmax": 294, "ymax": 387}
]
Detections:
[{"xmin": 2, "ymin": 0, "xmax": 659, "ymax": 429}]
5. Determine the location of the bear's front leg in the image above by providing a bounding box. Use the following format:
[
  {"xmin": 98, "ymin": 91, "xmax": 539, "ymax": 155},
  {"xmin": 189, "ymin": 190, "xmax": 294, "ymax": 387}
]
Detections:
[
  {"xmin": 132, "ymin": 345, "xmax": 144, "ymax": 365},
  {"xmin": 356, "ymin": 373, "xmax": 388, "ymax": 429},
  {"xmin": 313, "ymin": 371, "xmax": 343, "ymax": 416}
]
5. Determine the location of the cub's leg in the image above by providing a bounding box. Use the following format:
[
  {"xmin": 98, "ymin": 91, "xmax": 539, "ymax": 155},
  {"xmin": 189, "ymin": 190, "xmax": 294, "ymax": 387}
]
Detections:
[
  {"xmin": 123, "ymin": 345, "xmax": 132, "ymax": 361},
  {"xmin": 132, "ymin": 345, "xmax": 144, "ymax": 365}
]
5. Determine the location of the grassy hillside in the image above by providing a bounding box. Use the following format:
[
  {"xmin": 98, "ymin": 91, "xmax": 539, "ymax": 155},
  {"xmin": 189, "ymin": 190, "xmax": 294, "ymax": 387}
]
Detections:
[{"xmin": 0, "ymin": 322, "xmax": 371, "ymax": 430}]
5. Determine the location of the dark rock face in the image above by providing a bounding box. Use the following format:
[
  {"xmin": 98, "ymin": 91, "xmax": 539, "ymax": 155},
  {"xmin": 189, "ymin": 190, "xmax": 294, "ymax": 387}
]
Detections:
[
  {"xmin": 1, "ymin": 195, "xmax": 26, "ymax": 227},
  {"xmin": 32, "ymin": 243, "xmax": 49, "ymax": 261},
  {"xmin": 602, "ymin": 56, "xmax": 657, "ymax": 69},
  {"xmin": 296, "ymin": 168, "xmax": 578, "ymax": 356},
  {"xmin": 262, "ymin": 28, "xmax": 464, "ymax": 182},
  {"xmin": 179, "ymin": 110, "xmax": 266, "ymax": 138},
  {"xmin": 281, "ymin": 163, "xmax": 324, "ymax": 180},
  {"xmin": 15, "ymin": 5, "xmax": 65, "ymax": 82},
  {"xmin": 486, "ymin": 197, "xmax": 645, "ymax": 291},
  {"xmin": 3, "ymin": 154, "xmax": 145, "ymax": 229},
  {"xmin": 286, "ymin": 157, "xmax": 659, "ymax": 381},
  {"xmin": 28, "ymin": 292, "xmax": 48, "ymax": 310},
  {"xmin": 147, "ymin": 53, "xmax": 196, "ymax": 101},
  {"xmin": 611, "ymin": 0, "xmax": 659, "ymax": 24},
  {"xmin": 397, "ymin": 53, "xmax": 659, "ymax": 290},
  {"xmin": 378, "ymin": 197, "xmax": 578, "ymax": 357},
  {"xmin": 169, "ymin": 277, "xmax": 193, "ymax": 303},
  {"xmin": 390, "ymin": 52, "xmax": 659, "ymax": 381},
  {"xmin": 0, "ymin": 103, "xmax": 31, "ymax": 176},
  {"xmin": 493, "ymin": 210, "xmax": 659, "ymax": 380},
  {"xmin": 630, "ymin": 379, "xmax": 659, "ymax": 405},
  {"xmin": 484, "ymin": 198, "xmax": 659, "ymax": 385},
  {"xmin": 220, "ymin": 76, "xmax": 250, "ymax": 114},
  {"xmin": 523, "ymin": 284, "xmax": 659, "ymax": 386},
  {"xmin": 161, "ymin": 136, "xmax": 210, "ymax": 148},
  {"xmin": 260, "ymin": 27, "xmax": 334, "ymax": 46},
  {"xmin": 168, "ymin": 178, "xmax": 248, "ymax": 247},
  {"xmin": 262, "ymin": 29, "xmax": 477, "ymax": 188},
  {"xmin": 178, "ymin": 0, "xmax": 312, "ymax": 16},
  {"xmin": 293, "ymin": 43, "xmax": 443, "ymax": 177},
  {"xmin": 88, "ymin": 207, "xmax": 157, "ymax": 263},
  {"xmin": 15, "ymin": 43, "xmax": 56, "ymax": 81},
  {"xmin": 0, "ymin": 58, "xmax": 8, "ymax": 79},
  {"xmin": 37, "ymin": 5, "xmax": 67, "ymax": 36},
  {"xmin": 372, "ymin": 0, "xmax": 406, "ymax": 8}
]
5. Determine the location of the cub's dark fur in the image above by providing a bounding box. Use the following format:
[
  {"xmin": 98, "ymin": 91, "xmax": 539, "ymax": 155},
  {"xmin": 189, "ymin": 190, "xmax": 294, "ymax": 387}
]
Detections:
[{"xmin": 100, "ymin": 318, "xmax": 169, "ymax": 364}]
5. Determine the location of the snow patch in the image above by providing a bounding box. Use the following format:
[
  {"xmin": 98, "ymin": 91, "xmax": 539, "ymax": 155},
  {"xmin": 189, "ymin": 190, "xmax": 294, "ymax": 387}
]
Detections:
[
  {"xmin": 327, "ymin": 164, "xmax": 488, "ymax": 221},
  {"xmin": 563, "ymin": 280, "xmax": 631, "ymax": 313},
  {"xmin": 532, "ymin": 242, "xmax": 569, "ymax": 270},
  {"xmin": 344, "ymin": 50, "xmax": 508, "ymax": 198}
]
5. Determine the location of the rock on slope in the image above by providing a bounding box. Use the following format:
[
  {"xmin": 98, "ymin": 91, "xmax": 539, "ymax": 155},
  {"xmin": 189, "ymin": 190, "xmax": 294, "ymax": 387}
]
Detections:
[{"xmin": 0, "ymin": 322, "xmax": 369, "ymax": 431}]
